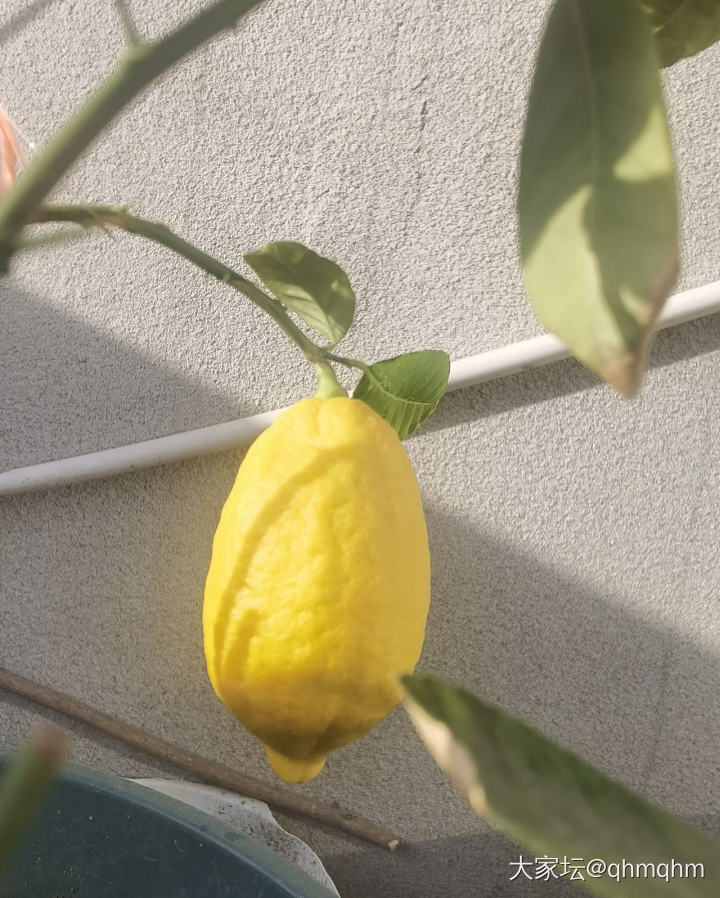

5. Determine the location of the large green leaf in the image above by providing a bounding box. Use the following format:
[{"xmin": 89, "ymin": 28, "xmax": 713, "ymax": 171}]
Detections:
[
  {"xmin": 644, "ymin": 0, "xmax": 720, "ymax": 66},
  {"xmin": 353, "ymin": 350, "xmax": 450, "ymax": 439},
  {"xmin": 244, "ymin": 241, "xmax": 355, "ymax": 346},
  {"xmin": 518, "ymin": 0, "xmax": 678, "ymax": 398},
  {"xmin": 403, "ymin": 674, "xmax": 719, "ymax": 897}
]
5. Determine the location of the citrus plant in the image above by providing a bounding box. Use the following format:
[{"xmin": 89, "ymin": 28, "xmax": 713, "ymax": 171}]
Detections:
[{"xmin": 2, "ymin": 0, "xmax": 720, "ymax": 895}]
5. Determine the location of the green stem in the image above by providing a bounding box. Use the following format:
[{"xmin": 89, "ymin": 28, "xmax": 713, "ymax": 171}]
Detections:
[
  {"xmin": 114, "ymin": 0, "xmax": 141, "ymax": 45},
  {"xmin": 33, "ymin": 204, "xmax": 323, "ymax": 362},
  {"xmin": 314, "ymin": 363, "xmax": 348, "ymax": 398},
  {"xmin": 323, "ymin": 352, "xmax": 369, "ymax": 373},
  {"xmin": 0, "ymin": 728, "xmax": 66, "ymax": 872},
  {"xmin": 0, "ymin": 0, "xmax": 266, "ymax": 270}
]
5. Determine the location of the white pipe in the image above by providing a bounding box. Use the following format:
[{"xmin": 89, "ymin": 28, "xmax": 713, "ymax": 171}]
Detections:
[
  {"xmin": 447, "ymin": 280, "xmax": 720, "ymax": 390},
  {"xmin": 2, "ymin": 280, "xmax": 720, "ymax": 497},
  {"xmin": 0, "ymin": 408, "xmax": 289, "ymax": 497}
]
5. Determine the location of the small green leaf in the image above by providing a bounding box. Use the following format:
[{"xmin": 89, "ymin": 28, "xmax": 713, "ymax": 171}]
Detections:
[
  {"xmin": 519, "ymin": 0, "xmax": 679, "ymax": 398},
  {"xmin": 243, "ymin": 241, "xmax": 355, "ymax": 346},
  {"xmin": 353, "ymin": 350, "xmax": 450, "ymax": 439},
  {"xmin": 644, "ymin": 0, "xmax": 720, "ymax": 67},
  {"xmin": 403, "ymin": 674, "xmax": 720, "ymax": 897}
]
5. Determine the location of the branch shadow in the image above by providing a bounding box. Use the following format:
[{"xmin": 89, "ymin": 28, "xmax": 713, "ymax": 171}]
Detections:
[
  {"xmin": 326, "ymin": 814, "xmax": 720, "ymax": 898},
  {"xmin": 0, "ymin": 0, "xmax": 59, "ymax": 47},
  {"xmin": 0, "ymin": 271, "xmax": 271, "ymax": 769},
  {"xmin": 0, "ymin": 279, "xmax": 256, "ymax": 470}
]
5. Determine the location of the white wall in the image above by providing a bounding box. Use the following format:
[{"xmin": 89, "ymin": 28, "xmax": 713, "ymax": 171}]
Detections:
[{"xmin": 1, "ymin": 1, "xmax": 719, "ymax": 894}]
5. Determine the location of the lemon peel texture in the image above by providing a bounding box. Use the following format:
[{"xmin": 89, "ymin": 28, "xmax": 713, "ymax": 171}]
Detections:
[{"xmin": 203, "ymin": 397, "xmax": 431, "ymax": 782}]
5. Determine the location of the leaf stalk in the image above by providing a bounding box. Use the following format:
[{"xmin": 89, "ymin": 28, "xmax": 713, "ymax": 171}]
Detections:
[{"xmin": 33, "ymin": 204, "xmax": 324, "ymax": 364}]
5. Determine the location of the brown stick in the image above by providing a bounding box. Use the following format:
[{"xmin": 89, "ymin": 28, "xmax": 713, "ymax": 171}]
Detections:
[{"xmin": 0, "ymin": 667, "xmax": 400, "ymax": 851}]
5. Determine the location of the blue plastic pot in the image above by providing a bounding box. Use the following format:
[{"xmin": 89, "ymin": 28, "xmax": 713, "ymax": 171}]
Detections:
[{"xmin": 0, "ymin": 756, "xmax": 338, "ymax": 897}]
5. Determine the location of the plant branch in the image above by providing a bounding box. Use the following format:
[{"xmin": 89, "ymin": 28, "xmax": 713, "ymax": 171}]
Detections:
[
  {"xmin": 0, "ymin": 0, "xmax": 266, "ymax": 271},
  {"xmin": 0, "ymin": 666, "xmax": 401, "ymax": 851},
  {"xmin": 324, "ymin": 352, "xmax": 369, "ymax": 373},
  {"xmin": 114, "ymin": 0, "xmax": 141, "ymax": 45},
  {"xmin": 33, "ymin": 203, "xmax": 324, "ymax": 363}
]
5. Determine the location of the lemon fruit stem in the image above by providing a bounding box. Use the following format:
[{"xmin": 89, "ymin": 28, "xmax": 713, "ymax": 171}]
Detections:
[{"xmin": 314, "ymin": 362, "xmax": 348, "ymax": 398}]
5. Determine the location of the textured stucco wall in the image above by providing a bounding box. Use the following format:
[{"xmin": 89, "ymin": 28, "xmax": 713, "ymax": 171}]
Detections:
[{"xmin": 1, "ymin": 1, "xmax": 720, "ymax": 895}]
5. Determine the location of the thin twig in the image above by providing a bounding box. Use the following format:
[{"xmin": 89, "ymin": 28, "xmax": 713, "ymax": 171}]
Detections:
[
  {"xmin": 114, "ymin": 0, "xmax": 141, "ymax": 45},
  {"xmin": 0, "ymin": 666, "xmax": 401, "ymax": 851}
]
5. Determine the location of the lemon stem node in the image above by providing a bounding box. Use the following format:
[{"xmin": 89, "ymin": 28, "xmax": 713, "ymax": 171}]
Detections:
[{"xmin": 314, "ymin": 363, "xmax": 348, "ymax": 398}]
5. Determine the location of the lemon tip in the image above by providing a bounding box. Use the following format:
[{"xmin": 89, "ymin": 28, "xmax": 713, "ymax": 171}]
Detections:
[{"xmin": 264, "ymin": 745, "xmax": 327, "ymax": 783}]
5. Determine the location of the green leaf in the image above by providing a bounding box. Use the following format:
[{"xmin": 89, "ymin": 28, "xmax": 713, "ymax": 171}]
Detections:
[
  {"xmin": 644, "ymin": 0, "xmax": 720, "ymax": 66},
  {"xmin": 243, "ymin": 241, "xmax": 355, "ymax": 347},
  {"xmin": 0, "ymin": 729, "xmax": 66, "ymax": 872},
  {"xmin": 403, "ymin": 674, "xmax": 720, "ymax": 897},
  {"xmin": 518, "ymin": 0, "xmax": 679, "ymax": 398},
  {"xmin": 353, "ymin": 350, "xmax": 450, "ymax": 439}
]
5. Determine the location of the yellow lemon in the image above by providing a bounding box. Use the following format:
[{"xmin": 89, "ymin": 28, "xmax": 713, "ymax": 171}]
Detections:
[{"xmin": 203, "ymin": 397, "xmax": 430, "ymax": 783}]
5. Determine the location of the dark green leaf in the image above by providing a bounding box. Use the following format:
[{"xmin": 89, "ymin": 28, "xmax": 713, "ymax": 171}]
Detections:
[
  {"xmin": 644, "ymin": 0, "xmax": 720, "ymax": 66},
  {"xmin": 353, "ymin": 350, "xmax": 450, "ymax": 439},
  {"xmin": 244, "ymin": 241, "xmax": 355, "ymax": 346},
  {"xmin": 519, "ymin": 0, "xmax": 678, "ymax": 398},
  {"xmin": 404, "ymin": 674, "xmax": 720, "ymax": 897}
]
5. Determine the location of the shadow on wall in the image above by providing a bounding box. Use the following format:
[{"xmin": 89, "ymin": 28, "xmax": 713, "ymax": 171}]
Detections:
[
  {"xmin": 0, "ymin": 0, "xmax": 58, "ymax": 47},
  {"xmin": 424, "ymin": 311, "xmax": 720, "ymax": 432},
  {"xmin": 325, "ymin": 506, "xmax": 720, "ymax": 898},
  {"xmin": 328, "ymin": 831, "xmax": 577, "ymax": 898},
  {"xmin": 3, "ymin": 486, "xmax": 719, "ymax": 895},
  {"xmin": 421, "ymin": 508, "xmax": 720, "ymax": 803},
  {"xmin": 0, "ymin": 445, "xmax": 262, "ymax": 770},
  {"xmin": 3, "ymin": 261, "xmax": 720, "ymax": 896},
  {"xmin": 0, "ymin": 279, "xmax": 256, "ymax": 470},
  {"xmin": 327, "ymin": 816, "xmax": 720, "ymax": 898},
  {"xmin": 4, "ymin": 263, "xmax": 719, "ymax": 470}
]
